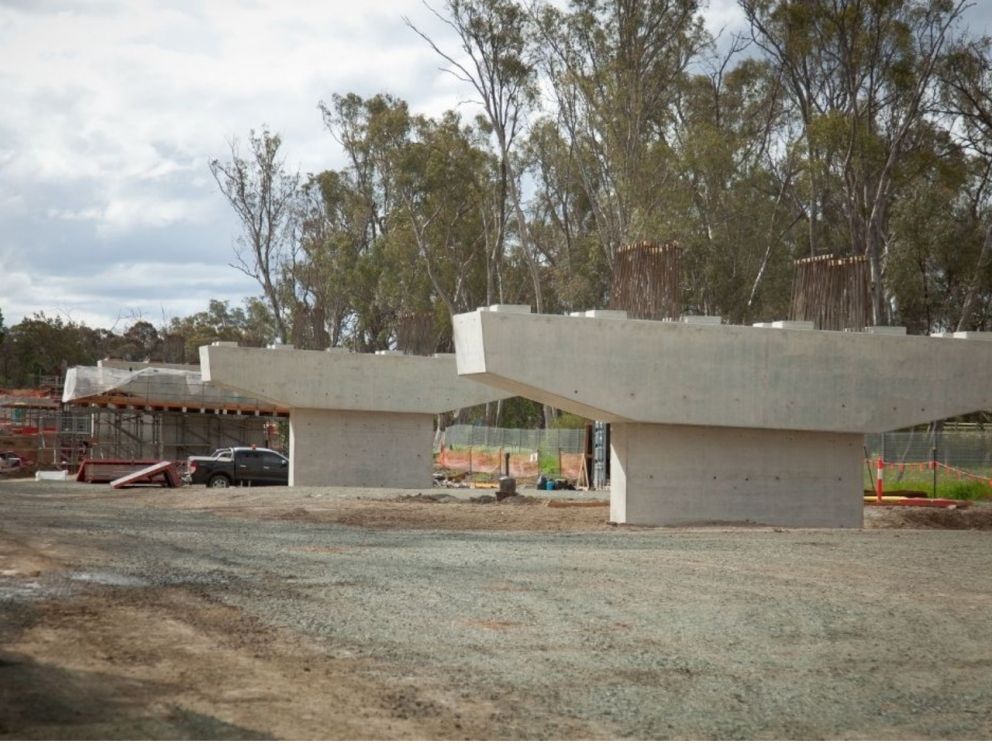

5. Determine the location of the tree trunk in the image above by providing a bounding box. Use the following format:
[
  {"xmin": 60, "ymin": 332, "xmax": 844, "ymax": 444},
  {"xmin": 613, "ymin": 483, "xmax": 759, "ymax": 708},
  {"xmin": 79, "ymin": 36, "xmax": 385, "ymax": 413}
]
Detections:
[{"xmin": 956, "ymin": 222, "xmax": 992, "ymax": 332}]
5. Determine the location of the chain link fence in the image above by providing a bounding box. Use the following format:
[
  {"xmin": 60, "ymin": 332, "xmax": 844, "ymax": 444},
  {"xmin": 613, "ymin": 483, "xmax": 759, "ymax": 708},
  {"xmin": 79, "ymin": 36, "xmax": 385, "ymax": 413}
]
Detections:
[
  {"xmin": 865, "ymin": 429, "xmax": 992, "ymax": 471},
  {"xmin": 437, "ymin": 425, "xmax": 584, "ymax": 454},
  {"xmin": 438, "ymin": 425, "xmax": 992, "ymax": 480}
]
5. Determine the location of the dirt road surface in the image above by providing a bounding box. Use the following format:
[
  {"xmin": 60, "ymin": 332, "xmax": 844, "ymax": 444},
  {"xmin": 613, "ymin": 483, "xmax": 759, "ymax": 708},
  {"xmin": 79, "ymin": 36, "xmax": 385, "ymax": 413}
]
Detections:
[{"xmin": 1, "ymin": 479, "xmax": 991, "ymax": 739}]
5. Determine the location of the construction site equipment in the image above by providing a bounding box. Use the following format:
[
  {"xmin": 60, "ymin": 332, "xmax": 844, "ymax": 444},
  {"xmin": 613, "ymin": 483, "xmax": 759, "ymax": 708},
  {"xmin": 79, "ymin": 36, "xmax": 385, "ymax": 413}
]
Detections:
[
  {"xmin": 495, "ymin": 476, "xmax": 517, "ymax": 501},
  {"xmin": 35, "ymin": 471, "xmax": 69, "ymax": 481}
]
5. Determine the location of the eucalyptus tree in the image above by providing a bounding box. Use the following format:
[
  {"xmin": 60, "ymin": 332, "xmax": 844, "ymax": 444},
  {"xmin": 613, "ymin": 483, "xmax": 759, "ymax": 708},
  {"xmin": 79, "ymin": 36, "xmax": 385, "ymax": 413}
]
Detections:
[
  {"xmin": 210, "ymin": 128, "xmax": 299, "ymax": 343},
  {"xmin": 534, "ymin": 0, "xmax": 707, "ymax": 269},
  {"xmin": 287, "ymin": 171, "xmax": 358, "ymax": 349},
  {"xmin": 309, "ymin": 94, "xmax": 496, "ymax": 351},
  {"xmin": 406, "ymin": 0, "xmax": 544, "ymax": 310},
  {"xmin": 741, "ymin": 0, "xmax": 969, "ymax": 324},
  {"xmin": 167, "ymin": 299, "xmax": 277, "ymax": 360},
  {"xmin": 939, "ymin": 36, "xmax": 992, "ymax": 331},
  {"xmin": 318, "ymin": 94, "xmax": 413, "ymax": 350},
  {"xmin": 0, "ymin": 314, "xmax": 109, "ymax": 387},
  {"xmin": 884, "ymin": 137, "xmax": 974, "ymax": 334},
  {"xmin": 522, "ymin": 115, "xmax": 619, "ymax": 315},
  {"xmin": 392, "ymin": 111, "xmax": 491, "ymax": 322},
  {"xmin": 672, "ymin": 52, "xmax": 800, "ymax": 322}
]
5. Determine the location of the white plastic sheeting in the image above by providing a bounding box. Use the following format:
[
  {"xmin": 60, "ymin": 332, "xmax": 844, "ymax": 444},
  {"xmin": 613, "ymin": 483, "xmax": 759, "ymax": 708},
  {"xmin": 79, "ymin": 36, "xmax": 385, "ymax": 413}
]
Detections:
[{"xmin": 62, "ymin": 366, "xmax": 274, "ymax": 409}]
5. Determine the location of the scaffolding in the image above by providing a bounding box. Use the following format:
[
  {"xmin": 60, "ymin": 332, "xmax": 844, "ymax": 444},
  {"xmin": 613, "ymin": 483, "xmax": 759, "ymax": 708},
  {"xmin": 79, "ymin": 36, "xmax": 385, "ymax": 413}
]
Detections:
[
  {"xmin": 60, "ymin": 364, "xmax": 288, "ymax": 463},
  {"xmin": 2, "ymin": 365, "xmax": 290, "ymax": 468},
  {"xmin": 0, "ymin": 395, "xmax": 58, "ymax": 469}
]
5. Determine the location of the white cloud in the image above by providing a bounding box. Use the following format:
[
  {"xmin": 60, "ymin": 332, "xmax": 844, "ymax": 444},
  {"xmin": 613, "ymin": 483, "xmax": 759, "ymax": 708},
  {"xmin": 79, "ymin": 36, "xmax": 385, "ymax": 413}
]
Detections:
[
  {"xmin": 0, "ymin": 260, "xmax": 259, "ymax": 331},
  {"xmin": 98, "ymin": 194, "xmax": 212, "ymax": 234},
  {"xmin": 701, "ymin": 0, "xmax": 747, "ymax": 38},
  {"xmin": 46, "ymin": 206, "xmax": 105, "ymax": 222},
  {"xmin": 0, "ymin": 0, "xmax": 465, "ymax": 261}
]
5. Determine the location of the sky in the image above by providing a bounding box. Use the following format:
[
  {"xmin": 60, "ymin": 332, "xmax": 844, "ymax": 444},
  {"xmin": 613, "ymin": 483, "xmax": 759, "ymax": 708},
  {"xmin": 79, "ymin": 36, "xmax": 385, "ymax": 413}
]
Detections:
[{"xmin": 1, "ymin": 0, "xmax": 990, "ymax": 332}]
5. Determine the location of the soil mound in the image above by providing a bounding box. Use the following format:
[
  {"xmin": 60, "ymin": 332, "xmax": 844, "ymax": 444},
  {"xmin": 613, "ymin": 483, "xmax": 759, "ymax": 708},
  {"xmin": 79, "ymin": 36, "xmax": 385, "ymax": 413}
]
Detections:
[
  {"xmin": 392, "ymin": 493, "xmax": 459, "ymax": 504},
  {"xmin": 865, "ymin": 504, "xmax": 992, "ymax": 530}
]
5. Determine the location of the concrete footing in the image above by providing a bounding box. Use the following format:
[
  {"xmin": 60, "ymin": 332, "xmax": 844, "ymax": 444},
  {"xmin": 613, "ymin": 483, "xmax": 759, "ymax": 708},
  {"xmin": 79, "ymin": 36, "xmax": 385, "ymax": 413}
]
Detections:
[{"xmin": 609, "ymin": 423, "xmax": 863, "ymax": 527}]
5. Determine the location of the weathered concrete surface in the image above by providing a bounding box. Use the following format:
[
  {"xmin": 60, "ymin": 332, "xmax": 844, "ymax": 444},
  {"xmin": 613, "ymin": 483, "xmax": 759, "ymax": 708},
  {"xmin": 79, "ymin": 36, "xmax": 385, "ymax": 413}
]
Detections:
[
  {"xmin": 290, "ymin": 408, "xmax": 433, "ymax": 488},
  {"xmin": 200, "ymin": 345, "xmax": 510, "ymax": 487},
  {"xmin": 610, "ymin": 423, "xmax": 863, "ymax": 527},
  {"xmin": 453, "ymin": 309, "xmax": 992, "ymax": 527},
  {"xmin": 453, "ymin": 311, "xmax": 992, "ymax": 433}
]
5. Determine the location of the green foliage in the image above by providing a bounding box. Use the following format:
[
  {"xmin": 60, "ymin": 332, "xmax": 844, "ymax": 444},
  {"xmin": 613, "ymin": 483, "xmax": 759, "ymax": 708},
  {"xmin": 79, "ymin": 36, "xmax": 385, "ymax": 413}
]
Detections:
[
  {"xmin": 0, "ymin": 313, "xmax": 109, "ymax": 387},
  {"xmin": 167, "ymin": 299, "xmax": 276, "ymax": 361},
  {"xmin": 538, "ymin": 448, "xmax": 561, "ymax": 477},
  {"xmin": 497, "ymin": 398, "xmax": 545, "ymax": 429},
  {"xmin": 941, "ymin": 480, "xmax": 992, "ymax": 501},
  {"xmin": 0, "ymin": 299, "xmax": 282, "ymax": 387},
  {"xmin": 550, "ymin": 411, "xmax": 591, "ymax": 430},
  {"xmin": 863, "ymin": 473, "xmax": 992, "ymax": 500}
]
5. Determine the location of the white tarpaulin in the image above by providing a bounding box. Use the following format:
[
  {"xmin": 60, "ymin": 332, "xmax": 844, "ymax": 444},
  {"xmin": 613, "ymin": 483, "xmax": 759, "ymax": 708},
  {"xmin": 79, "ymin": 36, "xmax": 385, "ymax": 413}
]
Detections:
[{"xmin": 62, "ymin": 366, "xmax": 275, "ymax": 409}]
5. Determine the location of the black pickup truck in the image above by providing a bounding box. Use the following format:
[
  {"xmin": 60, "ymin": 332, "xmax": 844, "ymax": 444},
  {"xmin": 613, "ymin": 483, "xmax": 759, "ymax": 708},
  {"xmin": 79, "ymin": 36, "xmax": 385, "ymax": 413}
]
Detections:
[{"xmin": 186, "ymin": 447, "xmax": 289, "ymax": 487}]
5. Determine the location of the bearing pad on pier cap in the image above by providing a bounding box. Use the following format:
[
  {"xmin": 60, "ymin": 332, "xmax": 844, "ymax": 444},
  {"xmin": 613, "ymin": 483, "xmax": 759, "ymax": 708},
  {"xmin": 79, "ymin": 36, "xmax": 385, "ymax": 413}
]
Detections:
[
  {"xmin": 200, "ymin": 343, "xmax": 511, "ymax": 488},
  {"xmin": 453, "ymin": 308, "xmax": 992, "ymax": 527}
]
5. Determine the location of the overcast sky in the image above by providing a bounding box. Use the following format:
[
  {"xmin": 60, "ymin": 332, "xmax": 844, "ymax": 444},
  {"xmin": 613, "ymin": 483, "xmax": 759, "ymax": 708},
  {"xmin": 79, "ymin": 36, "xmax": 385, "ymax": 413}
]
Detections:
[{"xmin": 1, "ymin": 0, "xmax": 990, "ymax": 332}]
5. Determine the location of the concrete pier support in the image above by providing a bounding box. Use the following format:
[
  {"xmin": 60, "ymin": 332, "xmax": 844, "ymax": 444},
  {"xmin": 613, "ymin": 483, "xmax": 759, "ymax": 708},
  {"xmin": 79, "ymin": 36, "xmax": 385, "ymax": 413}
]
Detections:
[
  {"xmin": 200, "ymin": 345, "xmax": 510, "ymax": 488},
  {"xmin": 289, "ymin": 408, "xmax": 433, "ymax": 488},
  {"xmin": 609, "ymin": 423, "xmax": 863, "ymax": 527},
  {"xmin": 453, "ymin": 308, "xmax": 992, "ymax": 528}
]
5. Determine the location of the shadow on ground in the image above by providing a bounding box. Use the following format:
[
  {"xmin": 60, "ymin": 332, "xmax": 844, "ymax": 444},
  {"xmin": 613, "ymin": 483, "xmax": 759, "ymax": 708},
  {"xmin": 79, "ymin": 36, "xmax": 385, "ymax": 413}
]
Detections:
[{"xmin": 0, "ymin": 652, "xmax": 267, "ymax": 739}]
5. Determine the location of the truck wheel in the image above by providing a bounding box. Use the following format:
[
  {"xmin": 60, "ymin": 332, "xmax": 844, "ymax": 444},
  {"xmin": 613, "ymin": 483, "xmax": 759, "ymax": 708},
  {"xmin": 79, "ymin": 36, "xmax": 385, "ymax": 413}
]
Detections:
[{"xmin": 207, "ymin": 474, "xmax": 231, "ymax": 488}]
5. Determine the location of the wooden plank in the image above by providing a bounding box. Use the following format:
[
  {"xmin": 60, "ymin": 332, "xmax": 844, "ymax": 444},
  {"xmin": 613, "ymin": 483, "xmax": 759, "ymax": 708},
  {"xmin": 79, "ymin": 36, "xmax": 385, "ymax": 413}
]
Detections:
[
  {"xmin": 110, "ymin": 461, "xmax": 180, "ymax": 489},
  {"xmin": 76, "ymin": 459, "xmax": 159, "ymax": 483}
]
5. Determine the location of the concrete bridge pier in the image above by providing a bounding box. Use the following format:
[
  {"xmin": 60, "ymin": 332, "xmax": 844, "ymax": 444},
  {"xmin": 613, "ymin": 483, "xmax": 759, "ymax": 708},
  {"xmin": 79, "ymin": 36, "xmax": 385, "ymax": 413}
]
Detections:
[
  {"xmin": 609, "ymin": 423, "xmax": 863, "ymax": 527},
  {"xmin": 289, "ymin": 407, "xmax": 434, "ymax": 488},
  {"xmin": 453, "ymin": 307, "xmax": 992, "ymax": 528},
  {"xmin": 200, "ymin": 345, "xmax": 510, "ymax": 488}
]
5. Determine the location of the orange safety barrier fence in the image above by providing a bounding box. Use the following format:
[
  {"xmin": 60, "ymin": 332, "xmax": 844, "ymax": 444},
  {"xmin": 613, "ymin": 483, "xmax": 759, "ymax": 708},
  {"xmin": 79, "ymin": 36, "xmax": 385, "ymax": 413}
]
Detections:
[{"xmin": 436, "ymin": 448, "xmax": 586, "ymax": 481}]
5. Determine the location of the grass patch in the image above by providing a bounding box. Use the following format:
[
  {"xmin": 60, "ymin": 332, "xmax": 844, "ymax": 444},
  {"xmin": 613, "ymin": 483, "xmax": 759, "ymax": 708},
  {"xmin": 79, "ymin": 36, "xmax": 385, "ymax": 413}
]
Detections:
[
  {"xmin": 538, "ymin": 450, "xmax": 562, "ymax": 477},
  {"xmin": 864, "ymin": 474, "xmax": 992, "ymax": 500}
]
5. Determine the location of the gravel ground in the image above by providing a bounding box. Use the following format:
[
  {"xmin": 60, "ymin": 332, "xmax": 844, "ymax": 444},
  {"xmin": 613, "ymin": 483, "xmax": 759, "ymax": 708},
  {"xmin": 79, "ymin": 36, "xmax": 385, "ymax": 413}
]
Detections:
[{"xmin": 1, "ymin": 479, "xmax": 991, "ymax": 739}]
